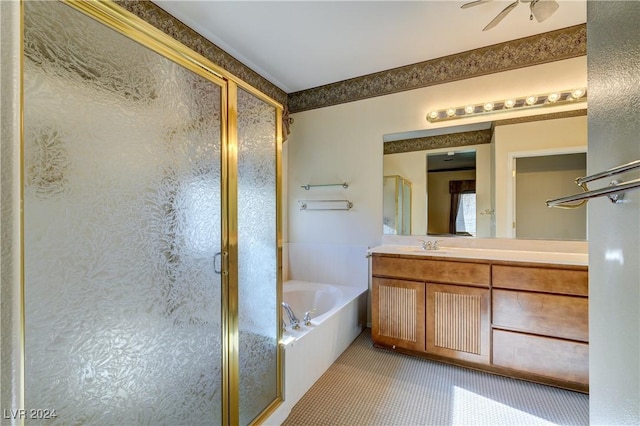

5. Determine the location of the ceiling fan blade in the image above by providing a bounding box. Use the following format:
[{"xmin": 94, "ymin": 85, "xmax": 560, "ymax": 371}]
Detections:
[
  {"xmin": 531, "ymin": 0, "xmax": 559, "ymax": 23},
  {"xmin": 482, "ymin": 0, "xmax": 519, "ymax": 31},
  {"xmin": 461, "ymin": 0, "xmax": 493, "ymax": 9}
]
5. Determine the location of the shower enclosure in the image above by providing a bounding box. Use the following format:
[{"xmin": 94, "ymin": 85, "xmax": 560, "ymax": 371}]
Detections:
[
  {"xmin": 20, "ymin": 1, "xmax": 281, "ymax": 424},
  {"xmin": 383, "ymin": 175, "xmax": 412, "ymax": 235}
]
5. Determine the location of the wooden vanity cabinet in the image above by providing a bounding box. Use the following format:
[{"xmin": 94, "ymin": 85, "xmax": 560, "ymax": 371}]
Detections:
[
  {"xmin": 371, "ymin": 254, "xmax": 491, "ymax": 363},
  {"xmin": 371, "ymin": 252, "xmax": 589, "ymax": 392}
]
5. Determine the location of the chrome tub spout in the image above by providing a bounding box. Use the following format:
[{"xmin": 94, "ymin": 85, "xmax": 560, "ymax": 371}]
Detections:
[{"xmin": 282, "ymin": 302, "xmax": 300, "ymax": 329}]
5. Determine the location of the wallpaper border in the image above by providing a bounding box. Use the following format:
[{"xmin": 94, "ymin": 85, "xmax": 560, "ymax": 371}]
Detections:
[
  {"xmin": 384, "ymin": 129, "xmax": 493, "ymax": 155},
  {"xmin": 493, "ymin": 108, "xmax": 587, "ymax": 126},
  {"xmin": 290, "ymin": 24, "xmax": 586, "ymax": 113}
]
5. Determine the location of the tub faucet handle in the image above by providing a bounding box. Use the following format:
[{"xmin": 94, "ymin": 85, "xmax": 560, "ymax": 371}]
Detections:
[
  {"xmin": 303, "ymin": 309, "xmax": 316, "ymax": 326},
  {"xmin": 433, "ymin": 240, "xmax": 444, "ymax": 250}
]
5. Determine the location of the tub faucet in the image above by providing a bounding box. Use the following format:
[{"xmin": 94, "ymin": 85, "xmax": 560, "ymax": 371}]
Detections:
[
  {"xmin": 303, "ymin": 309, "xmax": 316, "ymax": 326},
  {"xmin": 282, "ymin": 302, "xmax": 300, "ymax": 330}
]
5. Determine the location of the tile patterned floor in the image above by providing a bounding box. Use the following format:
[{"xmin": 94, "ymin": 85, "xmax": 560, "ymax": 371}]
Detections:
[{"xmin": 283, "ymin": 329, "xmax": 589, "ymax": 426}]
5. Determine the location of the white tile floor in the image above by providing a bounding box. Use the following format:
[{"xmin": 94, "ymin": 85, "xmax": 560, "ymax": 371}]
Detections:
[{"xmin": 283, "ymin": 329, "xmax": 589, "ymax": 426}]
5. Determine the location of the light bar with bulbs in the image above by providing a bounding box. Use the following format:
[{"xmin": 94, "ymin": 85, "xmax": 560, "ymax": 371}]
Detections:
[{"xmin": 426, "ymin": 88, "xmax": 587, "ymax": 123}]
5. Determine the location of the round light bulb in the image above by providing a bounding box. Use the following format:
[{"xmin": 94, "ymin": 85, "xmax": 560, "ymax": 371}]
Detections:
[
  {"xmin": 504, "ymin": 99, "xmax": 516, "ymax": 108},
  {"xmin": 571, "ymin": 88, "xmax": 586, "ymax": 99},
  {"xmin": 465, "ymin": 105, "xmax": 475, "ymax": 114},
  {"xmin": 446, "ymin": 108, "xmax": 456, "ymax": 117},
  {"xmin": 428, "ymin": 111, "xmax": 439, "ymax": 120},
  {"xmin": 483, "ymin": 102, "xmax": 494, "ymax": 112},
  {"xmin": 547, "ymin": 92, "xmax": 561, "ymax": 103},
  {"xmin": 525, "ymin": 96, "xmax": 538, "ymax": 106}
]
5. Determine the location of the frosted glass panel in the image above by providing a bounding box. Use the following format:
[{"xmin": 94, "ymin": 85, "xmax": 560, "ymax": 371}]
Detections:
[
  {"xmin": 383, "ymin": 176, "xmax": 398, "ymax": 234},
  {"xmin": 236, "ymin": 88, "xmax": 278, "ymax": 424},
  {"xmin": 23, "ymin": 2, "xmax": 222, "ymax": 424},
  {"xmin": 383, "ymin": 176, "xmax": 412, "ymax": 235}
]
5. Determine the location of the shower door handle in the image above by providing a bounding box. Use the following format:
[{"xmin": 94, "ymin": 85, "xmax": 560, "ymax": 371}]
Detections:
[{"xmin": 214, "ymin": 251, "xmax": 222, "ymax": 274}]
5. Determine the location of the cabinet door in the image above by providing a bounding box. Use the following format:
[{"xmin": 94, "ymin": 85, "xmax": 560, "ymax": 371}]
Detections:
[
  {"xmin": 426, "ymin": 283, "xmax": 490, "ymax": 364},
  {"xmin": 372, "ymin": 277, "xmax": 425, "ymax": 352}
]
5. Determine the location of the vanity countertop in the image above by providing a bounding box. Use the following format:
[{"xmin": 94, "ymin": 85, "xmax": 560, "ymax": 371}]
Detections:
[{"xmin": 369, "ymin": 244, "xmax": 588, "ymax": 266}]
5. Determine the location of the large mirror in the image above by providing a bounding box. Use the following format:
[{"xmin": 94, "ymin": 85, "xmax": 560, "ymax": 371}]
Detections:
[{"xmin": 382, "ymin": 112, "xmax": 588, "ymax": 240}]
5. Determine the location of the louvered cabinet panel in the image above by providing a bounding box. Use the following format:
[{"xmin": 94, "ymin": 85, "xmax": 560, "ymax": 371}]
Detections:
[
  {"xmin": 426, "ymin": 283, "xmax": 490, "ymax": 364},
  {"xmin": 372, "ymin": 277, "xmax": 425, "ymax": 351}
]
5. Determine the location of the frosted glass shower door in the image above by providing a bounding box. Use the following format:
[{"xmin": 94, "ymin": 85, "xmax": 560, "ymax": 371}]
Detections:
[
  {"xmin": 236, "ymin": 88, "xmax": 280, "ymax": 425},
  {"xmin": 23, "ymin": 2, "xmax": 224, "ymax": 424}
]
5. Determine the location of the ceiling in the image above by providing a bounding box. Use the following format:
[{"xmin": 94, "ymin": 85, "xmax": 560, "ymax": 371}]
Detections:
[
  {"xmin": 428, "ymin": 150, "xmax": 477, "ymax": 172},
  {"xmin": 154, "ymin": 1, "xmax": 586, "ymax": 94}
]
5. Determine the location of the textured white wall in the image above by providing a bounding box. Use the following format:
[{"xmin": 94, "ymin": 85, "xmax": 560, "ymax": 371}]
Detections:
[{"xmin": 588, "ymin": 2, "xmax": 640, "ymax": 423}]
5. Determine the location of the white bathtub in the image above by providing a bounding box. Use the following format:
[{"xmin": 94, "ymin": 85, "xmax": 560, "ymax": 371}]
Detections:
[
  {"xmin": 265, "ymin": 280, "xmax": 367, "ymax": 425},
  {"xmin": 283, "ymin": 280, "xmax": 364, "ymax": 328}
]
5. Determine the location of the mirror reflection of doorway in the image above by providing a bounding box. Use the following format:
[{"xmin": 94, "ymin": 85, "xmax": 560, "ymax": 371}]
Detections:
[
  {"xmin": 514, "ymin": 152, "xmax": 587, "ymax": 240},
  {"xmin": 427, "ymin": 151, "xmax": 476, "ymax": 236}
]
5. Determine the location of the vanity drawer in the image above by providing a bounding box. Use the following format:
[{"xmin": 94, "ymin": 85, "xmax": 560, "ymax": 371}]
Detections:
[
  {"xmin": 492, "ymin": 264, "xmax": 588, "ymax": 296},
  {"xmin": 493, "ymin": 289, "xmax": 588, "ymax": 341},
  {"xmin": 492, "ymin": 329, "xmax": 589, "ymax": 386},
  {"xmin": 372, "ymin": 255, "xmax": 490, "ymax": 287}
]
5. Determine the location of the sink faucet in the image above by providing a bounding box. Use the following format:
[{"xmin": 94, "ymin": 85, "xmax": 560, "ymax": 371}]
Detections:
[
  {"xmin": 282, "ymin": 302, "xmax": 300, "ymax": 329},
  {"xmin": 419, "ymin": 239, "xmax": 444, "ymax": 250},
  {"xmin": 419, "ymin": 239, "xmax": 432, "ymax": 250}
]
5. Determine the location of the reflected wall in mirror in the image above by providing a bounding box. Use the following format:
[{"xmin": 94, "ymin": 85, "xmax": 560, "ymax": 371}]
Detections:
[
  {"xmin": 382, "ymin": 111, "xmax": 588, "ymax": 240},
  {"xmin": 514, "ymin": 152, "xmax": 587, "ymax": 240}
]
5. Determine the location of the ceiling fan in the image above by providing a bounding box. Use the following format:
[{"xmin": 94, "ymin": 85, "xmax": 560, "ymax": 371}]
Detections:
[{"xmin": 461, "ymin": 0, "xmax": 560, "ymax": 31}]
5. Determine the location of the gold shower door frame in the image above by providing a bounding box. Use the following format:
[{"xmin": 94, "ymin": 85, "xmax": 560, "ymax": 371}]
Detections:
[{"xmin": 19, "ymin": 1, "xmax": 284, "ymax": 424}]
